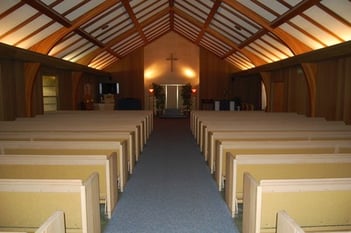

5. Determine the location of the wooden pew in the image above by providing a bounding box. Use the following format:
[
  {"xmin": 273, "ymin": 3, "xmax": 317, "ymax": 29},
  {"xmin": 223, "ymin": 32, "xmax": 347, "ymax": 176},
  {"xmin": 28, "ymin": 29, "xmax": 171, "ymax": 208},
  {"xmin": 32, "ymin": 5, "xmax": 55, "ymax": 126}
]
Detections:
[
  {"xmin": 225, "ymin": 153, "xmax": 351, "ymax": 217},
  {"xmin": 35, "ymin": 211, "xmax": 65, "ymax": 233},
  {"xmin": 200, "ymin": 120, "xmax": 350, "ymax": 155},
  {"xmin": 192, "ymin": 111, "xmax": 336, "ymax": 146},
  {"xmin": 276, "ymin": 210, "xmax": 351, "ymax": 233},
  {"xmin": 0, "ymin": 131, "xmax": 137, "ymax": 174},
  {"xmin": 0, "ymin": 112, "xmax": 146, "ymax": 159},
  {"xmin": 215, "ymin": 140, "xmax": 351, "ymax": 191},
  {"xmin": 207, "ymin": 131, "xmax": 351, "ymax": 173},
  {"xmin": 0, "ymin": 154, "xmax": 117, "ymax": 219},
  {"xmin": 208, "ymin": 130, "xmax": 351, "ymax": 165},
  {"xmin": 242, "ymin": 173, "xmax": 351, "ymax": 233},
  {"xmin": 0, "ymin": 140, "xmax": 128, "ymax": 192},
  {"xmin": 0, "ymin": 173, "xmax": 100, "ymax": 233},
  {"xmin": 39, "ymin": 110, "xmax": 153, "ymax": 141}
]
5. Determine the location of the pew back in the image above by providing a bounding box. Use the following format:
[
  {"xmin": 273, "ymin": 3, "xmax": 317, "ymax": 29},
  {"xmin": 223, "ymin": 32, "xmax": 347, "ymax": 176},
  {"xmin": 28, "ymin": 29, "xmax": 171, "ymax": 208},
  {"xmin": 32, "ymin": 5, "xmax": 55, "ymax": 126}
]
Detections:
[
  {"xmin": 243, "ymin": 173, "xmax": 351, "ymax": 233},
  {"xmin": 0, "ymin": 154, "xmax": 117, "ymax": 219},
  {"xmin": 0, "ymin": 173, "xmax": 100, "ymax": 233},
  {"xmin": 0, "ymin": 140, "xmax": 128, "ymax": 192},
  {"xmin": 215, "ymin": 140, "xmax": 351, "ymax": 191},
  {"xmin": 225, "ymin": 153, "xmax": 351, "ymax": 217},
  {"xmin": 0, "ymin": 131, "xmax": 136, "ymax": 173}
]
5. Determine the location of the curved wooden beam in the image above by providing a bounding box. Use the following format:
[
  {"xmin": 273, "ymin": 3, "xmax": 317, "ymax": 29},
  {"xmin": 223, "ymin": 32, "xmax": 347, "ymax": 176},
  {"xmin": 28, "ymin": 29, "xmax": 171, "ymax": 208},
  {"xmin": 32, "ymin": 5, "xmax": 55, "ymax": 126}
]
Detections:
[
  {"xmin": 24, "ymin": 63, "xmax": 40, "ymax": 117},
  {"xmin": 259, "ymin": 72, "xmax": 272, "ymax": 112},
  {"xmin": 301, "ymin": 63, "xmax": 317, "ymax": 117},
  {"xmin": 72, "ymin": 72, "xmax": 84, "ymax": 110}
]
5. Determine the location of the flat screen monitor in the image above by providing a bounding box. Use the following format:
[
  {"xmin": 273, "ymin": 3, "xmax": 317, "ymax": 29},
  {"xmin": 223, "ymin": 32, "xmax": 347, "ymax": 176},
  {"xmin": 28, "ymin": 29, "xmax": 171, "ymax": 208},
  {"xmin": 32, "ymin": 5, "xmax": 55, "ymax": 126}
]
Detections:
[{"xmin": 99, "ymin": 82, "xmax": 119, "ymax": 95}]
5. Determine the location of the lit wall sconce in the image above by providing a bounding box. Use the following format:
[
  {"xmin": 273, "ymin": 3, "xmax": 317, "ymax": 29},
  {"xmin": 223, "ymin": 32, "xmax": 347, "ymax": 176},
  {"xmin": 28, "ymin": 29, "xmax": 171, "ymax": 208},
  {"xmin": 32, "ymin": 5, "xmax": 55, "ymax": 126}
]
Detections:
[
  {"xmin": 191, "ymin": 88, "xmax": 197, "ymax": 94},
  {"xmin": 148, "ymin": 88, "xmax": 154, "ymax": 95}
]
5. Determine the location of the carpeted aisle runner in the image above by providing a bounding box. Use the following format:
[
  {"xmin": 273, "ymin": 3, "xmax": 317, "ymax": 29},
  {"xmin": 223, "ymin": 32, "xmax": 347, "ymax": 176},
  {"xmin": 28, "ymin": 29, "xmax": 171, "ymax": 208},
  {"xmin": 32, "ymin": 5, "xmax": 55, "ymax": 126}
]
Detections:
[{"xmin": 104, "ymin": 118, "xmax": 239, "ymax": 233}]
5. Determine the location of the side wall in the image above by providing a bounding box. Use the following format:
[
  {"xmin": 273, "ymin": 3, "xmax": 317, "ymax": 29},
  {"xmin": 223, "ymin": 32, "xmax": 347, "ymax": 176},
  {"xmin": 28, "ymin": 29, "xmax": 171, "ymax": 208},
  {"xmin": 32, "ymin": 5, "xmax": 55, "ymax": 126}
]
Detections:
[
  {"xmin": 316, "ymin": 56, "xmax": 351, "ymax": 123},
  {"xmin": 264, "ymin": 56, "xmax": 351, "ymax": 124},
  {"xmin": 199, "ymin": 48, "xmax": 239, "ymax": 106}
]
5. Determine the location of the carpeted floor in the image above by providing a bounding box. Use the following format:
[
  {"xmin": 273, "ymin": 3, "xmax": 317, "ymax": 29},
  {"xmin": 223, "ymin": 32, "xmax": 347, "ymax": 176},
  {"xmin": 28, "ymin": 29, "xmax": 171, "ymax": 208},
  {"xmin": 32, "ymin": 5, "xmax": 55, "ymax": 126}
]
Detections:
[{"xmin": 103, "ymin": 118, "xmax": 240, "ymax": 233}]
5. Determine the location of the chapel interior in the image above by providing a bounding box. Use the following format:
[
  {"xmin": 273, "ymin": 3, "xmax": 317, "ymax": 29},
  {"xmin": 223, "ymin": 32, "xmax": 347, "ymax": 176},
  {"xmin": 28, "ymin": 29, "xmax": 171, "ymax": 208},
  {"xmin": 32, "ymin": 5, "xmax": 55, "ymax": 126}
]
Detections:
[{"xmin": 0, "ymin": 1, "xmax": 351, "ymax": 233}]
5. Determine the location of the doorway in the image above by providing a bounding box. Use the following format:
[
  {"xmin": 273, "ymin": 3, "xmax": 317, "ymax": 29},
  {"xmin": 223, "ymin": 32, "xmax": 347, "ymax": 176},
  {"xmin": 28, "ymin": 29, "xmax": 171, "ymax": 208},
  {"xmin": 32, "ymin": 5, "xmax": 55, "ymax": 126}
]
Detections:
[
  {"xmin": 162, "ymin": 84, "xmax": 184, "ymax": 109},
  {"xmin": 42, "ymin": 75, "xmax": 58, "ymax": 112}
]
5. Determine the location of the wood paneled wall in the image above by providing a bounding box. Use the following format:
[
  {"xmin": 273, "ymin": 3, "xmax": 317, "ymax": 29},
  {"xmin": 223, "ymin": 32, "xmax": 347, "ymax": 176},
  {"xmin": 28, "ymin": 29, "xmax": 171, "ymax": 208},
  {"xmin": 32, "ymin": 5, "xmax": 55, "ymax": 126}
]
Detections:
[
  {"xmin": 231, "ymin": 74, "xmax": 262, "ymax": 110},
  {"xmin": 0, "ymin": 60, "xmax": 25, "ymax": 120},
  {"xmin": 261, "ymin": 55, "xmax": 351, "ymax": 124},
  {"xmin": 315, "ymin": 56, "xmax": 351, "ymax": 123},
  {"xmin": 0, "ymin": 58, "xmax": 108, "ymax": 120},
  {"xmin": 199, "ymin": 48, "xmax": 239, "ymax": 101},
  {"xmin": 104, "ymin": 48, "xmax": 145, "ymax": 109},
  {"xmin": 265, "ymin": 65, "xmax": 309, "ymax": 114}
]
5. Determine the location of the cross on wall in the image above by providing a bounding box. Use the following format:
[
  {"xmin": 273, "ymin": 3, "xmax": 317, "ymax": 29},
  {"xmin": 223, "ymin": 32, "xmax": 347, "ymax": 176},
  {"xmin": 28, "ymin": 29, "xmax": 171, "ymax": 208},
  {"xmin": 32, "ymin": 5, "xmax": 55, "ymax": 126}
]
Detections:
[{"xmin": 166, "ymin": 53, "xmax": 178, "ymax": 72}]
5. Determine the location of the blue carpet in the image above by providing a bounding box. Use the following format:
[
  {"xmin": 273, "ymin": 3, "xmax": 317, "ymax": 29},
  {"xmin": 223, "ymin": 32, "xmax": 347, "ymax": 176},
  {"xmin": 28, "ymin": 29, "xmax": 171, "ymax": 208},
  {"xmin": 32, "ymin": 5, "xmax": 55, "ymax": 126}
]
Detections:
[{"xmin": 104, "ymin": 118, "xmax": 239, "ymax": 233}]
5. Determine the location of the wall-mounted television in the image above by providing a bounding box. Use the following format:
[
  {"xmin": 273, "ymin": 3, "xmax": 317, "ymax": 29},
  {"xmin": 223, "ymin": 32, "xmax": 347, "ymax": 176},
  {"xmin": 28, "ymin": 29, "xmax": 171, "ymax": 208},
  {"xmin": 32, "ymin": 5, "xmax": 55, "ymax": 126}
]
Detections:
[{"xmin": 98, "ymin": 82, "xmax": 119, "ymax": 95}]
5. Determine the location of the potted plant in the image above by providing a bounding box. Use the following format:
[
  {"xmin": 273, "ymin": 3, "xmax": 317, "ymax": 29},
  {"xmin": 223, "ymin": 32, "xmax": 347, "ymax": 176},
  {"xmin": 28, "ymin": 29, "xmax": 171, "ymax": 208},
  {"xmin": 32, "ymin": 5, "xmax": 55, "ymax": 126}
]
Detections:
[
  {"xmin": 181, "ymin": 83, "xmax": 192, "ymax": 116},
  {"xmin": 152, "ymin": 83, "xmax": 165, "ymax": 116}
]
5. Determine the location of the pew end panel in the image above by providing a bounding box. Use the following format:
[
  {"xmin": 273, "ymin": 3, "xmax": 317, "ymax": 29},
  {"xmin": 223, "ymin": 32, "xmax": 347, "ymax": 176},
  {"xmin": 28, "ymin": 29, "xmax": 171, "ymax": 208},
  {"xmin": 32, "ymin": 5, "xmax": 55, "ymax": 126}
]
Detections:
[
  {"xmin": 35, "ymin": 211, "xmax": 65, "ymax": 233},
  {"xmin": 276, "ymin": 211, "xmax": 304, "ymax": 233}
]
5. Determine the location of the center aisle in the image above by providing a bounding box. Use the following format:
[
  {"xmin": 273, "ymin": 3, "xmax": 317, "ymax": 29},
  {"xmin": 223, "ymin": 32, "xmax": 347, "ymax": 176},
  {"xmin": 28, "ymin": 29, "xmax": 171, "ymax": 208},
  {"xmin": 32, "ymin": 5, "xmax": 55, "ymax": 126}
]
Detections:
[{"xmin": 104, "ymin": 118, "xmax": 239, "ymax": 233}]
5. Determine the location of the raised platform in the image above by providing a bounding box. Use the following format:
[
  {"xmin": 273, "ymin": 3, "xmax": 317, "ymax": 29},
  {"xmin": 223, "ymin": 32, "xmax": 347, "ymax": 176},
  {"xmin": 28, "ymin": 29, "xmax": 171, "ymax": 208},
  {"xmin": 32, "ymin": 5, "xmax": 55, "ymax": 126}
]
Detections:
[{"xmin": 159, "ymin": 108, "xmax": 187, "ymax": 119}]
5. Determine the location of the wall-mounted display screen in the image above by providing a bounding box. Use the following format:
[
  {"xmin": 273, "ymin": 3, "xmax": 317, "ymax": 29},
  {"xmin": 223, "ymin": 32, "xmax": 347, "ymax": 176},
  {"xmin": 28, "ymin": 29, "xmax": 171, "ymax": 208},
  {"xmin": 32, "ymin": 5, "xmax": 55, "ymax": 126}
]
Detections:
[{"xmin": 99, "ymin": 82, "xmax": 119, "ymax": 95}]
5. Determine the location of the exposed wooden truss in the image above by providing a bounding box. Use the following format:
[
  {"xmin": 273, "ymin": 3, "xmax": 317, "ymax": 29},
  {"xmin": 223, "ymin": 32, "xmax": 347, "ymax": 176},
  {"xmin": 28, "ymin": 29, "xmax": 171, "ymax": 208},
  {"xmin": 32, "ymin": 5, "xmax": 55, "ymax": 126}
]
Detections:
[{"xmin": 0, "ymin": 0, "xmax": 350, "ymax": 70}]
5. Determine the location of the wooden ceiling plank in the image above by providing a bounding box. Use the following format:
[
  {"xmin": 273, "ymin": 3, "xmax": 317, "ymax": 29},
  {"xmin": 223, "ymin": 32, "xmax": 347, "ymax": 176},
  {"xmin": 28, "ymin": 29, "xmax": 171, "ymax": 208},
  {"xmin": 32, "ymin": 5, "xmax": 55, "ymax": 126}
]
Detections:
[
  {"xmin": 317, "ymin": 2, "xmax": 351, "ymax": 28},
  {"xmin": 300, "ymin": 13, "xmax": 344, "ymax": 42},
  {"xmin": 286, "ymin": 21, "xmax": 326, "ymax": 47},
  {"xmin": 13, "ymin": 21, "xmax": 56, "ymax": 47},
  {"xmin": 60, "ymin": 0, "xmax": 90, "ymax": 18},
  {"xmin": 29, "ymin": 0, "xmax": 120, "ymax": 54},
  {"xmin": 22, "ymin": 0, "xmax": 71, "ymax": 27},
  {"xmin": 0, "ymin": 1, "xmax": 25, "ymax": 20},
  {"xmin": 222, "ymin": 0, "xmax": 312, "ymax": 55},
  {"xmin": 214, "ymin": 6, "xmax": 255, "ymax": 38},
  {"xmin": 270, "ymin": 0, "xmax": 321, "ymax": 28},
  {"xmin": 0, "ymin": 11, "xmax": 41, "ymax": 41},
  {"xmin": 260, "ymin": 35, "xmax": 292, "ymax": 58},
  {"xmin": 81, "ymin": 4, "xmax": 123, "ymax": 31}
]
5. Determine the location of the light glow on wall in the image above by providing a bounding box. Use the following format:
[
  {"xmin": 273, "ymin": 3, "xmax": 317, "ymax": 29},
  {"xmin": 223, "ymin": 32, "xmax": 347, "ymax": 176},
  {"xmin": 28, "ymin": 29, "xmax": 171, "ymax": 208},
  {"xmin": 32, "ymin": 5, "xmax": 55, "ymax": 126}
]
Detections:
[
  {"xmin": 182, "ymin": 67, "xmax": 196, "ymax": 79},
  {"xmin": 144, "ymin": 62, "xmax": 168, "ymax": 80}
]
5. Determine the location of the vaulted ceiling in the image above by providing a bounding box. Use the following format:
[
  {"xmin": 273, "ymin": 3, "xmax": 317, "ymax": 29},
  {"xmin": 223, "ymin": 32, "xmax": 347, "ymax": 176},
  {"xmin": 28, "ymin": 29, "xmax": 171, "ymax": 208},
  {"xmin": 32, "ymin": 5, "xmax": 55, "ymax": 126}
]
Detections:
[{"xmin": 1, "ymin": 0, "xmax": 350, "ymax": 71}]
